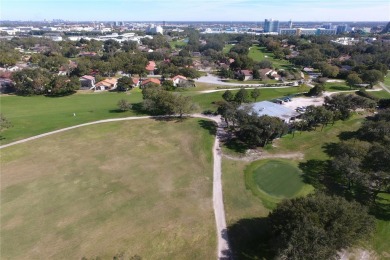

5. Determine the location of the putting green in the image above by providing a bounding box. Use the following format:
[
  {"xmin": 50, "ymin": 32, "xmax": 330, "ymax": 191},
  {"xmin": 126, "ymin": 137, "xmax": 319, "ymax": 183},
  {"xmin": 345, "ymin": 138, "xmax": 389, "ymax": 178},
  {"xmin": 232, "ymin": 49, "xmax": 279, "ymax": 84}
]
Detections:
[{"xmin": 250, "ymin": 160, "xmax": 304, "ymax": 198}]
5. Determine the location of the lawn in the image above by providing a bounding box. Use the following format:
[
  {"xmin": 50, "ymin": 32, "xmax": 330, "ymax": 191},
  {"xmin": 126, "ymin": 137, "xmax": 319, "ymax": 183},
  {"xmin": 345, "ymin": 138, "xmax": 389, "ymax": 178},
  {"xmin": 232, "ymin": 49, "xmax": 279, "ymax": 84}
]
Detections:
[
  {"xmin": 169, "ymin": 39, "xmax": 187, "ymax": 49},
  {"xmin": 369, "ymin": 90, "xmax": 390, "ymax": 99},
  {"xmin": 244, "ymin": 159, "xmax": 312, "ymax": 209},
  {"xmin": 222, "ymin": 159, "xmax": 268, "ymax": 224},
  {"xmin": 1, "ymin": 118, "xmax": 216, "ymax": 259},
  {"xmin": 0, "ymin": 86, "xmax": 309, "ymax": 144},
  {"xmin": 223, "ymin": 44, "xmax": 234, "ymax": 54},
  {"xmin": 265, "ymin": 114, "xmax": 365, "ymax": 160},
  {"xmin": 324, "ymin": 82, "xmax": 352, "ymax": 92},
  {"xmin": 248, "ymin": 45, "xmax": 292, "ymax": 69},
  {"xmin": 188, "ymin": 86, "xmax": 310, "ymax": 112},
  {"xmin": 384, "ymin": 71, "xmax": 390, "ymax": 87},
  {"xmin": 0, "ymin": 91, "xmax": 144, "ymax": 144},
  {"xmin": 222, "ymin": 79, "xmax": 278, "ymax": 84}
]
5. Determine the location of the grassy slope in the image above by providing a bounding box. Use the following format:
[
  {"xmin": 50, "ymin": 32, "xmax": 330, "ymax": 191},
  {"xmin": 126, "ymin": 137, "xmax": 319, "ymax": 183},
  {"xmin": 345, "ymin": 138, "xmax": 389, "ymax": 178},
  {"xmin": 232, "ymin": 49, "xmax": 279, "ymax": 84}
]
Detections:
[
  {"xmin": 370, "ymin": 90, "xmax": 390, "ymax": 99},
  {"xmin": 248, "ymin": 45, "xmax": 292, "ymax": 69},
  {"xmin": 265, "ymin": 114, "xmax": 365, "ymax": 160},
  {"xmin": 0, "ymin": 87, "xmax": 308, "ymax": 144},
  {"xmin": 223, "ymin": 113, "xmax": 389, "ymax": 257},
  {"xmin": 0, "ymin": 91, "xmax": 144, "ymax": 144},
  {"xmin": 188, "ymin": 86, "xmax": 310, "ymax": 112},
  {"xmin": 1, "ymin": 118, "xmax": 216, "ymax": 259}
]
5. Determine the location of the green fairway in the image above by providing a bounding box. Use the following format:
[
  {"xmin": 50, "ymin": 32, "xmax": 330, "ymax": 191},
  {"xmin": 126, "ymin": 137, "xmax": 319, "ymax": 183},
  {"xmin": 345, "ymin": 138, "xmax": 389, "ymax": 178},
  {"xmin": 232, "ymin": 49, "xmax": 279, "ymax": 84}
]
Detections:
[
  {"xmin": 248, "ymin": 45, "xmax": 292, "ymax": 69},
  {"xmin": 370, "ymin": 90, "xmax": 390, "ymax": 99},
  {"xmin": 265, "ymin": 115, "xmax": 365, "ymax": 160},
  {"xmin": 223, "ymin": 44, "xmax": 234, "ymax": 54},
  {"xmin": 188, "ymin": 86, "xmax": 310, "ymax": 112},
  {"xmin": 324, "ymin": 81, "xmax": 352, "ymax": 91},
  {"xmin": 0, "ymin": 91, "xmax": 144, "ymax": 144},
  {"xmin": 1, "ymin": 118, "xmax": 216, "ymax": 259},
  {"xmin": 0, "ymin": 86, "xmax": 309, "ymax": 144},
  {"xmin": 384, "ymin": 71, "xmax": 390, "ymax": 87}
]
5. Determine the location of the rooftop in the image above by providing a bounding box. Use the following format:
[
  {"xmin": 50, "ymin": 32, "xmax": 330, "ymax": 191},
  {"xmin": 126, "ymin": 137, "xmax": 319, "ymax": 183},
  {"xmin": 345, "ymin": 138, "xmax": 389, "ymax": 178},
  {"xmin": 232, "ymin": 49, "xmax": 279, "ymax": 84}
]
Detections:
[{"xmin": 243, "ymin": 101, "xmax": 299, "ymax": 122}]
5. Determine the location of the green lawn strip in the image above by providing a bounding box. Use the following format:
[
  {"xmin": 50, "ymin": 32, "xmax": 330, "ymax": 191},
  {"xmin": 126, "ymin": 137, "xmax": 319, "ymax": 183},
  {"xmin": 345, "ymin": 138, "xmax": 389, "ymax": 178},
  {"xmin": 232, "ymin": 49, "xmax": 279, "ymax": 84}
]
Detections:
[
  {"xmin": 1, "ymin": 118, "xmax": 216, "ymax": 259},
  {"xmin": 222, "ymin": 159, "xmax": 269, "ymax": 224},
  {"xmin": 0, "ymin": 91, "xmax": 144, "ymax": 144},
  {"xmin": 369, "ymin": 193, "xmax": 390, "ymax": 257},
  {"xmin": 187, "ymin": 86, "xmax": 310, "ymax": 112},
  {"xmin": 265, "ymin": 114, "xmax": 365, "ymax": 160},
  {"xmin": 169, "ymin": 39, "xmax": 187, "ymax": 49},
  {"xmin": 223, "ymin": 44, "xmax": 234, "ymax": 54},
  {"xmin": 384, "ymin": 71, "xmax": 390, "ymax": 87},
  {"xmin": 248, "ymin": 45, "xmax": 292, "ymax": 69},
  {"xmin": 324, "ymin": 81, "xmax": 352, "ymax": 91},
  {"xmin": 369, "ymin": 90, "xmax": 390, "ymax": 99}
]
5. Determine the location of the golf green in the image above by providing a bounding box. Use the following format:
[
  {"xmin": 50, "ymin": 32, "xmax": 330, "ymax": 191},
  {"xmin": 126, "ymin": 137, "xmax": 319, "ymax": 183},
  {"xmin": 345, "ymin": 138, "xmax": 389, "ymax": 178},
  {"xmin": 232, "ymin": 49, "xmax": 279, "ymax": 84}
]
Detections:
[{"xmin": 252, "ymin": 160, "xmax": 304, "ymax": 198}]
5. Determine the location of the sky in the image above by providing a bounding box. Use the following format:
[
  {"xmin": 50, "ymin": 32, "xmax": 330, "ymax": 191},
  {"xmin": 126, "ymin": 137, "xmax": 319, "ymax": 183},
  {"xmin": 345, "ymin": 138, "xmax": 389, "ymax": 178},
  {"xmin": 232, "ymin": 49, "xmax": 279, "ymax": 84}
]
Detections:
[{"xmin": 1, "ymin": 0, "xmax": 389, "ymax": 22}]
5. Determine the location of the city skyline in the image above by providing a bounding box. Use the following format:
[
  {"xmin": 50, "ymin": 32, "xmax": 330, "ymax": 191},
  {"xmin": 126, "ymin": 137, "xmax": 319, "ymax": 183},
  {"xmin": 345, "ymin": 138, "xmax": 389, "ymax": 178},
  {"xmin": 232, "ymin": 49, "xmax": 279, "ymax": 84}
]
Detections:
[{"xmin": 1, "ymin": 0, "xmax": 389, "ymax": 22}]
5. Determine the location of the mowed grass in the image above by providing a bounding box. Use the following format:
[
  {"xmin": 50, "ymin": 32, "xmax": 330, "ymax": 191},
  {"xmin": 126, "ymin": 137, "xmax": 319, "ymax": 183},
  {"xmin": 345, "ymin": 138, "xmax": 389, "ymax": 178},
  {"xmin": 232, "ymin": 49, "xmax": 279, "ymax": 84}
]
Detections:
[
  {"xmin": 188, "ymin": 86, "xmax": 310, "ymax": 112},
  {"xmin": 248, "ymin": 45, "xmax": 292, "ymax": 69},
  {"xmin": 324, "ymin": 82, "xmax": 352, "ymax": 91},
  {"xmin": 265, "ymin": 114, "xmax": 365, "ymax": 160},
  {"xmin": 369, "ymin": 90, "xmax": 390, "ymax": 99},
  {"xmin": 1, "ymin": 87, "xmax": 308, "ymax": 144},
  {"xmin": 0, "ymin": 91, "xmax": 144, "ymax": 144},
  {"xmin": 252, "ymin": 160, "xmax": 304, "ymax": 198},
  {"xmin": 222, "ymin": 159, "xmax": 268, "ymax": 224},
  {"xmin": 244, "ymin": 159, "xmax": 312, "ymax": 209},
  {"xmin": 1, "ymin": 118, "xmax": 216, "ymax": 259}
]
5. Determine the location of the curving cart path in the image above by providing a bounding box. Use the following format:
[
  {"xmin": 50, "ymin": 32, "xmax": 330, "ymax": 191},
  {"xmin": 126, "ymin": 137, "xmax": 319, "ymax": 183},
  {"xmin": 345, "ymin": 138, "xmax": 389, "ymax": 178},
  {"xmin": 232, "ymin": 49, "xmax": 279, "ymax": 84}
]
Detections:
[{"xmin": 0, "ymin": 114, "xmax": 232, "ymax": 259}]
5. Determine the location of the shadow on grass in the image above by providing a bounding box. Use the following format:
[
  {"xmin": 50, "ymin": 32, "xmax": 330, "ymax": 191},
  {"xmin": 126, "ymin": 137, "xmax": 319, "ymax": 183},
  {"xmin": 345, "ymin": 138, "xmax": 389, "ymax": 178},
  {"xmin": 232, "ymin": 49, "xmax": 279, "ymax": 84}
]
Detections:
[
  {"xmin": 198, "ymin": 119, "xmax": 217, "ymax": 136},
  {"xmin": 224, "ymin": 137, "xmax": 250, "ymax": 154},
  {"xmin": 227, "ymin": 217, "xmax": 274, "ymax": 259},
  {"xmin": 371, "ymin": 196, "xmax": 390, "ymax": 221},
  {"xmin": 338, "ymin": 130, "xmax": 358, "ymax": 140},
  {"xmin": 327, "ymin": 85, "xmax": 350, "ymax": 91},
  {"xmin": 127, "ymin": 102, "xmax": 149, "ymax": 115}
]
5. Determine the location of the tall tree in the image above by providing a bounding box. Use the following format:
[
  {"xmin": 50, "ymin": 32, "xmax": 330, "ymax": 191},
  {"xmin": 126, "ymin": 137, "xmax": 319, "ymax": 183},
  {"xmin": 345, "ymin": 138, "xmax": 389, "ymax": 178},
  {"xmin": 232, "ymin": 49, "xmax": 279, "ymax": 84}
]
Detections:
[
  {"xmin": 250, "ymin": 88, "xmax": 260, "ymax": 101},
  {"xmin": 269, "ymin": 193, "xmax": 375, "ymax": 260}
]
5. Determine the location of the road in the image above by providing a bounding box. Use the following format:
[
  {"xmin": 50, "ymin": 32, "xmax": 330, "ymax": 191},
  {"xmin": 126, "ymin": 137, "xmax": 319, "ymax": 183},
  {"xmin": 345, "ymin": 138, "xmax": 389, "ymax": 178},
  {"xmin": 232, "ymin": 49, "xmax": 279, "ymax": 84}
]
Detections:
[
  {"xmin": 379, "ymin": 82, "xmax": 390, "ymax": 94},
  {"xmin": 196, "ymin": 73, "xmax": 297, "ymax": 88},
  {"xmin": 0, "ymin": 114, "xmax": 232, "ymax": 259}
]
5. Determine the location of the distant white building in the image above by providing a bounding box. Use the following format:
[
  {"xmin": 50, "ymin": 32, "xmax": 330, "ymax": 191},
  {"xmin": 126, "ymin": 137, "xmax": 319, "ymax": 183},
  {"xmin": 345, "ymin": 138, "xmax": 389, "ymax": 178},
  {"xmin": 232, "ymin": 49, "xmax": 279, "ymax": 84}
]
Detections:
[{"xmin": 146, "ymin": 24, "xmax": 163, "ymax": 35}]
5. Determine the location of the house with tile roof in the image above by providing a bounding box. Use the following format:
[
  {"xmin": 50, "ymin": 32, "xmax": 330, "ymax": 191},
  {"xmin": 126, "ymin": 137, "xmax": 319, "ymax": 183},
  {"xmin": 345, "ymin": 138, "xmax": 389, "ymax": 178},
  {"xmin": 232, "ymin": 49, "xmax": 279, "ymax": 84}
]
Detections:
[
  {"xmin": 145, "ymin": 61, "xmax": 156, "ymax": 75},
  {"xmin": 80, "ymin": 75, "xmax": 95, "ymax": 89},
  {"xmin": 93, "ymin": 78, "xmax": 117, "ymax": 91},
  {"xmin": 140, "ymin": 78, "xmax": 161, "ymax": 88}
]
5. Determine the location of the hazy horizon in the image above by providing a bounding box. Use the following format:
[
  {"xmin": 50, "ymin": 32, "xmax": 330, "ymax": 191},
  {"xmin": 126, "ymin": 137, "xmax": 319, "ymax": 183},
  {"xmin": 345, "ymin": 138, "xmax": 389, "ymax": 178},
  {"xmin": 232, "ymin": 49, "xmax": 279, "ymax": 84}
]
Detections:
[{"xmin": 1, "ymin": 0, "xmax": 389, "ymax": 22}]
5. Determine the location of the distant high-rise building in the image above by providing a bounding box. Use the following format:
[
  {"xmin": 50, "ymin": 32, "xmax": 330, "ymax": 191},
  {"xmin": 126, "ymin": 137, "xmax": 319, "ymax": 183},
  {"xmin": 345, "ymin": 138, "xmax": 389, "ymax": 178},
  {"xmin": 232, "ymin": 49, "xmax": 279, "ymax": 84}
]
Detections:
[
  {"xmin": 288, "ymin": 19, "xmax": 293, "ymax": 29},
  {"xmin": 322, "ymin": 23, "xmax": 332, "ymax": 29},
  {"xmin": 264, "ymin": 19, "xmax": 279, "ymax": 33},
  {"xmin": 146, "ymin": 24, "xmax": 163, "ymax": 35},
  {"xmin": 336, "ymin": 24, "xmax": 348, "ymax": 34}
]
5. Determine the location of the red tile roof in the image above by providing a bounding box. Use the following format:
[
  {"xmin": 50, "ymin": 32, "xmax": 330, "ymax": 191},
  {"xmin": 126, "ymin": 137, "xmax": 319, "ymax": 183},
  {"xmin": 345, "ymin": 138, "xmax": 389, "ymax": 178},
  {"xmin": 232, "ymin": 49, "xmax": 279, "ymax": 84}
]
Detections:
[
  {"xmin": 172, "ymin": 75, "xmax": 187, "ymax": 81},
  {"xmin": 141, "ymin": 78, "xmax": 161, "ymax": 86},
  {"xmin": 145, "ymin": 61, "xmax": 156, "ymax": 71}
]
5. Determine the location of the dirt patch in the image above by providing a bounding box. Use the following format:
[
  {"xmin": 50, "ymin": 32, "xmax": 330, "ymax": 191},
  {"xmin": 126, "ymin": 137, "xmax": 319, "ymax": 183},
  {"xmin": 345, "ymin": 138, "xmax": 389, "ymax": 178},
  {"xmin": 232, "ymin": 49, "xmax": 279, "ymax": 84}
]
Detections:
[{"xmin": 223, "ymin": 149, "xmax": 304, "ymax": 162}]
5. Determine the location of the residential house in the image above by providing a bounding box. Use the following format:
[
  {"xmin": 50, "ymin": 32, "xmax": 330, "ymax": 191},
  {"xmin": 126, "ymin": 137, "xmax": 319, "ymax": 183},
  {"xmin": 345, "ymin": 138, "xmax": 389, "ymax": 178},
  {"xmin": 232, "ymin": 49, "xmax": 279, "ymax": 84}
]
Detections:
[
  {"xmin": 236, "ymin": 70, "xmax": 253, "ymax": 81},
  {"xmin": 140, "ymin": 78, "xmax": 161, "ymax": 88},
  {"xmin": 146, "ymin": 61, "xmax": 156, "ymax": 75},
  {"xmin": 259, "ymin": 68, "xmax": 279, "ymax": 80},
  {"xmin": 131, "ymin": 77, "xmax": 140, "ymax": 87},
  {"xmin": 93, "ymin": 78, "xmax": 117, "ymax": 91},
  {"xmin": 172, "ymin": 75, "xmax": 188, "ymax": 87},
  {"xmin": 78, "ymin": 52, "xmax": 97, "ymax": 57},
  {"xmin": 80, "ymin": 75, "xmax": 95, "ymax": 89}
]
